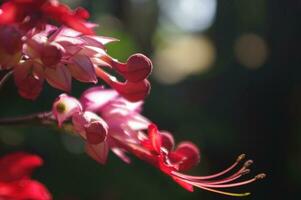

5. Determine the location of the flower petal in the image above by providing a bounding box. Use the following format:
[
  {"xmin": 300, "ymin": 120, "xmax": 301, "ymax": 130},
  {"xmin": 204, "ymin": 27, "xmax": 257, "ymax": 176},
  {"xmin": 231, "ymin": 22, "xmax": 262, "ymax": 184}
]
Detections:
[
  {"xmin": 80, "ymin": 86, "xmax": 118, "ymax": 112},
  {"xmin": 68, "ymin": 54, "xmax": 97, "ymax": 83},
  {"xmin": 0, "ymin": 152, "xmax": 43, "ymax": 182},
  {"xmin": 45, "ymin": 64, "xmax": 71, "ymax": 92},
  {"xmin": 85, "ymin": 142, "xmax": 109, "ymax": 165},
  {"xmin": 52, "ymin": 94, "xmax": 82, "ymax": 127}
]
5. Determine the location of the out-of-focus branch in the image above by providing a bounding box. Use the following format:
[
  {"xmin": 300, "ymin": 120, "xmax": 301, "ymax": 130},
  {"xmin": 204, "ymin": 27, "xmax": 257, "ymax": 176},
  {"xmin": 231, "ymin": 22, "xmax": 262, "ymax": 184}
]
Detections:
[
  {"xmin": 0, "ymin": 70, "xmax": 13, "ymax": 91},
  {"xmin": 0, "ymin": 111, "xmax": 54, "ymax": 125}
]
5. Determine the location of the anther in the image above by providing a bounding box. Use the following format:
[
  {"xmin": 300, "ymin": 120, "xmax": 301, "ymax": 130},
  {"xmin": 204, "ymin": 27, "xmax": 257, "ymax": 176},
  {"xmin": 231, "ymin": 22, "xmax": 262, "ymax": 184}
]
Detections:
[
  {"xmin": 255, "ymin": 173, "xmax": 266, "ymax": 180},
  {"xmin": 237, "ymin": 154, "xmax": 246, "ymax": 162},
  {"xmin": 243, "ymin": 160, "xmax": 253, "ymax": 168},
  {"xmin": 241, "ymin": 169, "xmax": 251, "ymax": 176}
]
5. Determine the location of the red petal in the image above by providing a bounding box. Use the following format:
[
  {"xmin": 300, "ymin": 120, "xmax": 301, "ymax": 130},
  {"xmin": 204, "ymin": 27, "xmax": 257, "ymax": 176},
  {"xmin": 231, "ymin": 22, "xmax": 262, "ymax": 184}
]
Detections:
[
  {"xmin": 148, "ymin": 124, "xmax": 162, "ymax": 154},
  {"xmin": 74, "ymin": 7, "xmax": 90, "ymax": 19},
  {"xmin": 172, "ymin": 176, "xmax": 194, "ymax": 192},
  {"xmin": 42, "ymin": 3, "xmax": 94, "ymax": 35},
  {"xmin": 160, "ymin": 131, "xmax": 175, "ymax": 151},
  {"xmin": 0, "ymin": 152, "xmax": 43, "ymax": 182},
  {"xmin": 0, "ymin": 180, "xmax": 52, "ymax": 200},
  {"xmin": 0, "ymin": 2, "xmax": 17, "ymax": 24},
  {"xmin": 171, "ymin": 142, "xmax": 200, "ymax": 171}
]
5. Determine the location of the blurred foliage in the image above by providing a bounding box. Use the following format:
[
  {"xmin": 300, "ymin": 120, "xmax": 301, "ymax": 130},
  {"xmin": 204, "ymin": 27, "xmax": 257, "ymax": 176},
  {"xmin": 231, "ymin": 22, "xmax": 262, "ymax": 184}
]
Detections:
[{"xmin": 0, "ymin": 0, "xmax": 301, "ymax": 199}]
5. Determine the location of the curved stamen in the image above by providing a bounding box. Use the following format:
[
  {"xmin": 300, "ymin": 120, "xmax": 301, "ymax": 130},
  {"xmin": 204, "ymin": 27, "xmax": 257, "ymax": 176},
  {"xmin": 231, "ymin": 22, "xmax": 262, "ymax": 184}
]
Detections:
[
  {"xmin": 185, "ymin": 173, "xmax": 266, "ymax": 188},
  {"xmin": 190, "ymin": 184, "xmax": 251, "ymax": 197},
  {"xmin": 171, "ymin": 154, "xmax": 246, "ymax": 181}
]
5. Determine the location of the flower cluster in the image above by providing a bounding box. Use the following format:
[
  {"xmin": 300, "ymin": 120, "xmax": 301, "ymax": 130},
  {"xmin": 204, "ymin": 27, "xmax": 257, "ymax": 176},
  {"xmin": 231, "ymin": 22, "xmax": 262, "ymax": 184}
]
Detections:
[
  {"xmin": 0, "ymin": 152, "xmax": 51, "ymax": 200},
  {"xmin": 0, "ymin": 0, "xmax": 265, "ymax": 198},
  {"xmin": 0, "ymin": 0, "xmax": 152, "ymax": 101},
  {"xmin": 52, "ymin": 86, "xmax": 265, "ymax": 196}
]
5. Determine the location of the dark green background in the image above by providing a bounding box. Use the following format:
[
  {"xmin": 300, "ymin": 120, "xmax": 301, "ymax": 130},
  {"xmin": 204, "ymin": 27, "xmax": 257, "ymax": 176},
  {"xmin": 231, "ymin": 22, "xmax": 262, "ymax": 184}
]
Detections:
[{"xmin": 0, "ymin": 0, "xmax": 300, "ymax": 199}]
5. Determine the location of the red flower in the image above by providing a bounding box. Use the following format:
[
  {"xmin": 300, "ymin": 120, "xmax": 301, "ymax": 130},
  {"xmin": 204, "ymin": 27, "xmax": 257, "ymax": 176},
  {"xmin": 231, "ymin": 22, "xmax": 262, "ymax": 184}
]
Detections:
[
  {"xmin": 114, "ymin": 124, "xmax": 266, "ymax": 196},
  {"xmin": 0, "ymin": 0, "xmax": 93, "ymax": 34},
  {"xmin": 0, "ymin": 152, "xmax": 52, "ymax": 200}
]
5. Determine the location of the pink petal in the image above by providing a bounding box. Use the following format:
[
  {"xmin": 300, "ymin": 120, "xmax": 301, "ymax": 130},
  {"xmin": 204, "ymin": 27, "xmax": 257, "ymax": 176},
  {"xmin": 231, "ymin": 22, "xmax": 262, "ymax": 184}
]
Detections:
[
  {"xmin": 81, "ymin": 35, "xmax": 119, "ymax": 48},
  {"xmin": 68, "ymin": 54, "xmax": 97, "ymax": 83},
  {"xmin": 45, "ymin": 64, "xmax": 71, "ymax": 92},
  {"xmin": 111, "ymin": 148, "xmax": 131, "ymax": 164},
  {"xmin": 85, "ymin": 142, "xmax": 109, "ymax": 165},
  {"xmin": 14, "ymin": 61, "xmax": 44, "ymax": 100},
  {"xmin": 148, "ymin": 124, "xmax": 162, "ymax": 154},
  {"xmin": 80, "ymin": 86, "xmax": 119, "ymax": 112},
  {"xmin": 40, "ymin": 44, "xmax": 63, "ymax": 67}
]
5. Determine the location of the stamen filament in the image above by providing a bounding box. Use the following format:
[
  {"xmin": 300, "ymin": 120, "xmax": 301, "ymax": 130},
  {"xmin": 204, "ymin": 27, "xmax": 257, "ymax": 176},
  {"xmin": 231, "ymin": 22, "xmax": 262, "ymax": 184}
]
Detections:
[
  {"xmin": 190, "ymin": 184, "xmax": 251, "ymax": 197},
  {"xmin": 171, "ymin": 154, "xmax": 247, "ymax": 181}
]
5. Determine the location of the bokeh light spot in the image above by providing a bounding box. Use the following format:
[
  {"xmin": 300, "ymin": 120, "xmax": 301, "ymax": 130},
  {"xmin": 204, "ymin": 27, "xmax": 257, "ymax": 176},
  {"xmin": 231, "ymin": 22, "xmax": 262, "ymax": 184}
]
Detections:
[
  {"xmin": 234, "ymin": 33, "xmax": 269, "ymax": 69},
  {"xmin": 154, "ymin": 35, "xmax": 216, "ymax": 84}
]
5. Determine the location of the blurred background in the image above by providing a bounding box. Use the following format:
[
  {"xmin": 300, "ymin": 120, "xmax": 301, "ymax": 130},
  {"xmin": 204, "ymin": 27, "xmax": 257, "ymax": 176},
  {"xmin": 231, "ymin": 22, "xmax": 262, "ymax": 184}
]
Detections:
[{"xmin": 0, "ymin": 0, "xmax": 300, "ymax": 199}]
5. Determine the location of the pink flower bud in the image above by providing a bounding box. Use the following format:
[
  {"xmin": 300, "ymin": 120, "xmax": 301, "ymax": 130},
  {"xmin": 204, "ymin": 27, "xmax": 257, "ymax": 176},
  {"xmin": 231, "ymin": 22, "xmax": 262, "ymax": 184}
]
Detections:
[
  {"xmin": 100, "ymin": 54, "xmax": 152, "ymax": 82},
  {"xmin": 115, "ymin": 54, "xmax": 153, "ymax": 82},
  {"xmin": 71, "ymin": 111, "xmax": 102, "ymax": 139},
  {"xmin": 85, "ymin": 120, "xmax": 108, "ymax": 144},
  {"xmin": 52, "ymin": 94, "xmax": 82, "ymax": 127}
]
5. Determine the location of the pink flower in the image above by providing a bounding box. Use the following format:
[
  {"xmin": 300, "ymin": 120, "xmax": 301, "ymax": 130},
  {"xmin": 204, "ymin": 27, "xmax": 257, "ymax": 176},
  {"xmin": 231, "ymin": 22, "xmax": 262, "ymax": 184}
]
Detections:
[
  {"xmin": 4, "ymin": 24, "xmax": 152, "ymax": 101},
  {"xmin": 0, "ymin": 152, "xmax": 52, "ymax": 200},
  {"xmin": 0, "ymin": 1, "xmax": 153, "ymax": 101},
  {"xmin": 52, "ymin": 86, "xmax": 265, "ymax": 196}
]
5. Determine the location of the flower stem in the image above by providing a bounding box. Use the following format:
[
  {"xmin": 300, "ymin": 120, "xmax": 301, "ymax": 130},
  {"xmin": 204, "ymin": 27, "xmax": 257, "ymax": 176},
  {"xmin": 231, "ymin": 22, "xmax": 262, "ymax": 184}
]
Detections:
[
  {"xmin": 0, "ymin": 70, "xmax": 13, "ymax": 91},
  {"xmin": 0, "ymin": 111, "xmax": 53, "ymax": 125}
]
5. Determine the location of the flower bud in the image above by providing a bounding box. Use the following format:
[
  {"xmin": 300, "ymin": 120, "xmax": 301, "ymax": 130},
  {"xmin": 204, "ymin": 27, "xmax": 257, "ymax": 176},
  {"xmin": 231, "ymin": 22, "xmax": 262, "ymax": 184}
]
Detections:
[
  {"xmin": 112, "ymin": 79, "xmax": 151, "ymax": 102},
  {"xmin": 85, "ymin": 120, "xmax": 108, "ymax": 144},
  {"xmin": 52, "ymin": 94, "xmax": 82, "ymax": 127}
]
